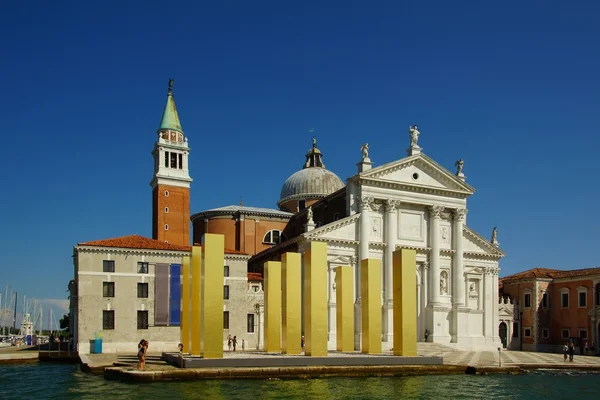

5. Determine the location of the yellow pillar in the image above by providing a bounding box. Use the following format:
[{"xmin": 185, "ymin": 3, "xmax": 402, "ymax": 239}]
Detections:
[
  {"xmin": 201, "ymin": 234, "xmax": 225, "ymax": 359},
  {"xmin": 335, "ymin": 266, "xmax": 354, "ymax": 352},
  {"xmin": 361, "ymin": 258, "xmax": 382, "ymax": 354},
  {"xmin": 282, "ymin": 252, "xmax": 302, "ymax": 354},
  {"xmin": 190, "ymin": 246, "xmax": 202, "ymax": 356},
  {"xmin": 304, "ymin": 241, "xmax": 328, "ymax": 357},
  {"xmin": 264, "ymin": 261, "xmax": 282, "ymax": 353},
  {"xmin": 393, "ymin": 248, "xmax": 417, "ymax": 356},
  {"xmin": 180, "ymin": 255, "xmax": 191, "ymax": 354}
]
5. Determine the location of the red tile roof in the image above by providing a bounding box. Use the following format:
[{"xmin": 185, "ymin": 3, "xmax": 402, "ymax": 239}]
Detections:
[
  {"xmin": 501, "ymin": 267, "xmax": 600, "ymax": 283},
  {"xmin": 79, "ymin": 235, "xmax": 191, "ymax": 251},
  {"xmin": 78, "ymin": 235, "xmax": 249, "ymax": 255},
  {"xmin": 248, "ymin": 272, "xmax": 263, "ymax": 281}
]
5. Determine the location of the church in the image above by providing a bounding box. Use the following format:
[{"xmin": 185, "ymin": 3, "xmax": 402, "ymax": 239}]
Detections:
[{"xmin": 70, "ymin": 81, "xmax": 504, "ymax": 353}]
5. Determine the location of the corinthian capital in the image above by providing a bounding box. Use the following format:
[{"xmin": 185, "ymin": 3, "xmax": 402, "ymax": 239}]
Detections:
[
  {"xmin": 358, "ymin": 196, "xmax": 374, "ymax": 211},
  {"xmin": 453, "ymin": 208, "xmax": 467, "ymax": 221},
  {"xmin": 384, "ymin": 199, "xmax": 401, "ymax": 212},
  {"xmin": 428, "ymin": 205, "xmax": 444, "ymax": 219}
]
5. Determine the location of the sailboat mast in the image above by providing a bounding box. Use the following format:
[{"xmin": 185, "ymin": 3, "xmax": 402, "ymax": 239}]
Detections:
[{"xmin": 12, "ymin": 292, "xmax": 17, "ymax": 334}]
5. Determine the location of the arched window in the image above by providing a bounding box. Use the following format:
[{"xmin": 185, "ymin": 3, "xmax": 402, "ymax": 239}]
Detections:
[{"xmin": 263, "ymin": 230, "xmax": 286, "ymax": 245}]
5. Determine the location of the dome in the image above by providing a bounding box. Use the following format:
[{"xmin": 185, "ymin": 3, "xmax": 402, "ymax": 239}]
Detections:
[
  {"xmin": 277, "ymin": 137, "xmax": 345, "ymax": 211},
  {"xmin": 279, "ymin": 167, "xmax": 345, "ymax": 204}
]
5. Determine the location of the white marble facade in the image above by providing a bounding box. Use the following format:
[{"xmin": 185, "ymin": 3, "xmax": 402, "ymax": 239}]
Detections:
[{"xmin": 300, "ymin": 138, "xmax": 505, "ymax": 351}]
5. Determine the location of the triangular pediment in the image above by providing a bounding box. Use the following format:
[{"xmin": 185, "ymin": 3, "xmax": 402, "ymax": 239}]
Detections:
[
  {"xmin": 463, "ymin": 227, "xmax": 505, "ymax": 258},
  {"xmin": 358, "ymin": 153, "xmax": 474, "ymax": 195},
  {"xmin": 303, "ymin": 214, "xmax": 359, "ymax": 242}
]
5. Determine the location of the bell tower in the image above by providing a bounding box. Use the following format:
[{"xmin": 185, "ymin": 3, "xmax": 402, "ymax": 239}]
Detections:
[{"xmin": 150, "ymin": 79, "xmax": 192, "ymax": 246}]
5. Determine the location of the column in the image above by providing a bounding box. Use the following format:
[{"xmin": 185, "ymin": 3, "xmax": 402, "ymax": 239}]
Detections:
[
  {"xmin": 361, "ymin": 258, "xmax": 382, "ymax": 354},
  {"xmin": 452, "ymin": 209, "xmax": 467, "ymax": 306},
  {"xmin": 428, "ymin": 206, "xmax": 444, "ymax": 305},
  {"xmin": 483, "ymin": 268, "xmax": 494, "ymax": 339},
  {"xmin": 383, "ymin": 199, "xmax": 399, "ymax": 342},
  {"xmin": 282, "ymin": 252, "xmax": 302, "ymax": 354},
  {"xmin": 328, "ymin": 265, "xmax": 337, "ymax": 347},
  {"xmin": 393, "ymin": 249, "xmax": 417, "ymax": 356},
  {"xmin": 201, "ymin": 233, "xmax": 225, "ymax": 359},
  {"xmin": 180, "ymin": 255, "xmax": 191, "ymax": 354},
  {"xmin": 421, "ymin": 262, "xmax": 429, "ymax": 340},
  {"xmin": 190, "ymin": 246, "xmax": 202, "ymax": 356},
  {"xmin": 304, "ymin": 241, "xmax": 328, "ymax": 356},
  {"xmin": 356, "ymin": 196, "xmax": 373, "ymax": 349},
  {"xmin": 335, "ymin": 266, "xmax": 354, "ymax": 352},
  {"xmin": 492, "ymin": 268, "xmax": 500, "ymax": 342},
  {"xmin": 264, "ymin": 261, "xmax": 282, "ymax": 353}
]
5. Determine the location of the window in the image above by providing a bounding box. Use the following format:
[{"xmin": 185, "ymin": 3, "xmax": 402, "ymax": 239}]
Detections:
[
  {"xmin": 165, "ymin": 207, "xmax": 169, "ymax": 213},
  {"xmin": 103, "ymin": 310, "xmax": 114, "ymax": 330},
  {"xmin": 298, "ymin": 200, "xmax": 306, "ymax": 210},
  {"xmin": 562, "ymin": 329, "xmax": 570, "ymax": 339},
  {"xmin": 223, "ymin": 311, "xmax": 229, "ymax": 329},
  {"xmin": 512, "ymin": 322, "xmax": 519, "ymax": 338},
  {"xmin": 170, "ymin": 152, "xmax": 177, "ymax": 168},
  {"xmin": 561, "ymin": 292, "xmax": 569, "ymax": 308},
  {"xmin": 252, "ymin": 285, "xmax": 260, "ymax": 293},
  {"xmin": 542, "ymin": 328, "xmax": 549, "ymax": 338},
  {"xmin": 596, "ymin": 283, "xmax": 600, "ymax": 306},
  {"xmin": 224, "ymin": 266, "xmax": 229, "ymax": 277},
  {"xmin": 542, "ymin": 292, "xmax": 548, "ymax": 308},
  {"xmin": 164, "ymin": 224, "xmax": 169, "ymax": 231},
  {"xmin": 103, "ymin": 260, "xmax": 115, "ymax": 273},
  {"xmin": 263, "ymin": 230, "xmax": 286, "ymax": 244},
  {"xmin": 164, "ymin": 151, "xmax": 169, "ymax": 167},
  {"xmin": 578, "ymin": 288, "xmax": 587, "ymax": 308},
  {"xmin": 137, "ymin": 311, "xmax": 148, "ymax": 329},
  {"xmin": 247, "ymin": 313, "xmax": 255, "ymax": 333},
  {"xmin": 178, "ymin": 153, "xmax": 183, "ymax": 170},
  {"xmin": 524, "ymin": 293, "xmax": 531, "ymax": 308},
  {"xmin": 103, "ymin": 282, "xmax": 115, "ymax": 297},
  {"xmin": 224, "ymin": 285, "xmax": 229, "ymax": 300},
  {"xmin": 524, "ymin": 328, "xmax": 531, "ymax": 338},
  {"xmin": 165, "ymin": 190, "xmax": 169, "ymax": 197},
  {"xmin": 137, "ymin": 262, "xmax": 149, "ymax": 274},
  {"xmin": 580, "ymin": 329, "xmax": 587, "ymax": 339},
  {"xmin": 137, "ymin": 283, "xmax": 148, "ymax": 298}
]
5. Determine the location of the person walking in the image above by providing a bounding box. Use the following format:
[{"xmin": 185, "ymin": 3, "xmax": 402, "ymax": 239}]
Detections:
[
  {"xmin": 233, "ymin": 335, "xmax": 237, "ymax": 351},
  {"xmin": 227, "ymin": 335, "xmax": 232, "ymax": 351},
  {"xmin": 138, "ymin": 339, "xmax": 148, "ymax": 371},
  {"xmin": 568, "ymin": 342, "xmax": 575, "ymax": 362},
  {"xmin": 241, "ymin": 339, "xmax": 245, "ymax": 351}
]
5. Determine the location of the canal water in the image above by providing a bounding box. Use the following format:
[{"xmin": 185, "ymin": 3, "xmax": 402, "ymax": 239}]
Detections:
[{"xmin": 2, "ymin": 363, "xmax": 597, "ymax": 399}]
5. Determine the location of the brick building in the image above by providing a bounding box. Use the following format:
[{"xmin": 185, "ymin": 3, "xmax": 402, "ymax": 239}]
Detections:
[{"xmin": 500, "ymin": 267, "xmax": 600, "ymax": 354}]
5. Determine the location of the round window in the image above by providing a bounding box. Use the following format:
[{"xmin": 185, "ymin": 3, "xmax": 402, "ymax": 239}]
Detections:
[{"xmin": 412, "ymin": 173, "xmax": 419, "ymax": 180}]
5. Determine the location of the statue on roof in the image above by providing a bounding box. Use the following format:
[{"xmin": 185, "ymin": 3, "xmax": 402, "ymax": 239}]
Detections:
[
  {"xmin": 312, "ymin": 136, "xmax": 317, "ymax": 148},
  {"xmin": 168, "ymin": 78, "xmax": 174, "ymax": 93},
  {"xmin": 361, "ymin": 143, "xmax": 369, "ymax": 160},
  {"xmin": 409, "ymin": 125, "xmax": 420, "ymax": 147},
  {"xmin": 307, "ymin": 206, "xmax": 314, "ymax": 223},
  {"xmin": 491, "ymin": 227, "xmax": 499, "ymax": 246},
  {"xmin": 455, "ymin": 159, "xmax": 464, "ymax": 175}
]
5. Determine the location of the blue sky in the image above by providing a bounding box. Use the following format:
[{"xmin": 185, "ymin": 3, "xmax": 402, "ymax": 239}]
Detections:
[{"xmin": 1, "ymin": 1, "xmax": 599, "ymax": 327}]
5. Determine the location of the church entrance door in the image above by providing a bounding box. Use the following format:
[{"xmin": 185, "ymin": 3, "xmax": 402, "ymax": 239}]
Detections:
[{"xmin": 499, "ymin": 322, "xmax": 508, "ymax": 348}]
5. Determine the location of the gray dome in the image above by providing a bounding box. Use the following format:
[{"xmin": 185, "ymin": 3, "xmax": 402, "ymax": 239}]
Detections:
[{"xmin": 278, "ymin": 167, "xmax": 344, "ymax": 206}]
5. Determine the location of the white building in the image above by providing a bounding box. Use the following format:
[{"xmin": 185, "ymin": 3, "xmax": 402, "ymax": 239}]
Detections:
[{"xmin": 252, "ymin": 126, "xmax": 505, "ymax": 351}]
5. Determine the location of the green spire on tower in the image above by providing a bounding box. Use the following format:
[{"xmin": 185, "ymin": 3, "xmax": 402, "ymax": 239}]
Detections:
[{"xmin": 158, "ymin": 79, "xmax": 183, "ymax": 133}]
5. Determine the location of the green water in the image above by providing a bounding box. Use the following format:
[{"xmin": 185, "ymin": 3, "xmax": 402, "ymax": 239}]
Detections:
[{"xmin": 2, "ymin": 363, "xmax": 597, "ymax": 399}]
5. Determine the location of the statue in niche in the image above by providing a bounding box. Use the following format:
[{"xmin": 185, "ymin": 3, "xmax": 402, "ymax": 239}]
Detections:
[
  {"xmin": 455, "ymin": 159, "xmax": 464, "ymax": 175},
  {"xmin": 440, "ymin": 271, "xmax": 448, "ymax": 295},
  {"xmin": 409, "ymin": 125, "xmax": 420, "ymax": 147},
  {"xmin": 469, "ymin": 282, "xmax": 476, "ymax": 294},
  {"xmin": 361, "ymin": 143, "xmax": 369, "ymax": 160}
]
